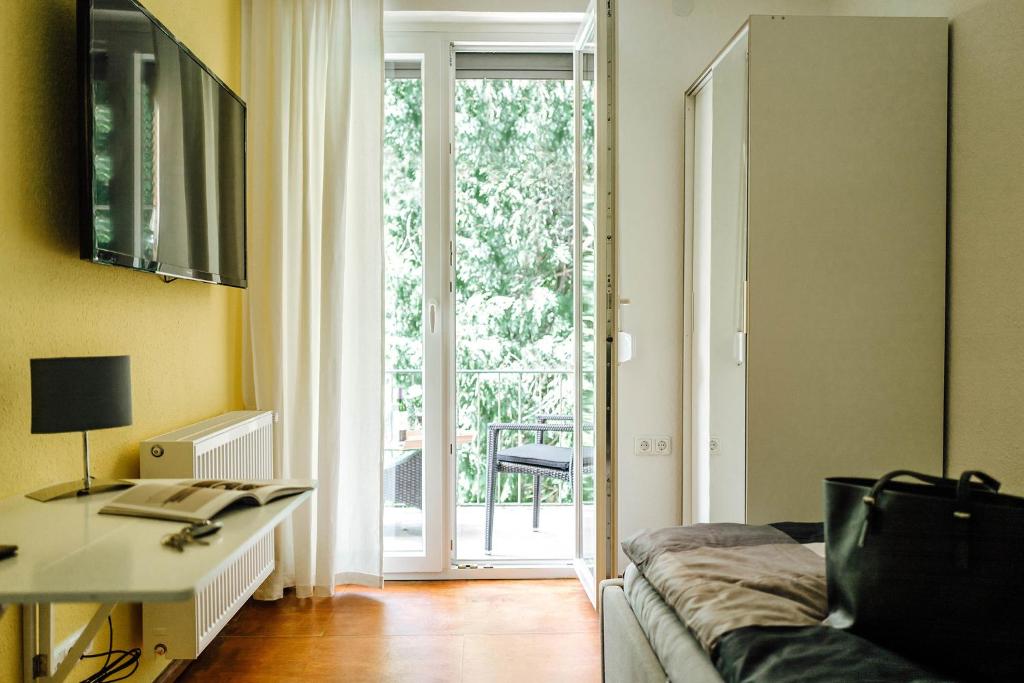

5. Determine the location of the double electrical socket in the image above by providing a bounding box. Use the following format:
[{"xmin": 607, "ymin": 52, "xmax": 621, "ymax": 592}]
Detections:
[{"xmin": 635, "ymin": 435, "xmax": 672, "ymax": 456}]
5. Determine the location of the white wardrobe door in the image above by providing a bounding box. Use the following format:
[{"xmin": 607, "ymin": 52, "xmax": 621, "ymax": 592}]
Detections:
[{"xmin": 744, "ymin": 16, "xmax": 947, "ymax": 523}]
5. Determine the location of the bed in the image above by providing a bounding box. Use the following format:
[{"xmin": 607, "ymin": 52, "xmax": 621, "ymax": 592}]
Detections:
[
  {"xmin": 600, "ymin": 523, "xmax": 955, "ymax": 683},
  {"xmin": 601, "ymin": 569, "xmax": 721, "ymax": 683}
]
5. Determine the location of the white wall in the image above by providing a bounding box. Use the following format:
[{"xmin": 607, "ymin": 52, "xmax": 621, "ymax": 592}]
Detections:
[{"xmin": 612, "ymin": 0, "xmax": 960, "ymax": 572}]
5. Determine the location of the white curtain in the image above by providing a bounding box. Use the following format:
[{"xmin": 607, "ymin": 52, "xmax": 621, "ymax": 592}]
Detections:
[{"xmin": 242, "ymin": 0, "xmax": 384, "ymax": 598}]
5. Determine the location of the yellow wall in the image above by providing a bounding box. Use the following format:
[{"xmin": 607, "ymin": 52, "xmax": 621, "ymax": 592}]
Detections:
[
  {"xmin": 0, "ymin": 0, "xmax": 243, "ymax": 680},
  {"xmin": 946, "ymin": 0, "xmax": 1024, "ymax": 492}
]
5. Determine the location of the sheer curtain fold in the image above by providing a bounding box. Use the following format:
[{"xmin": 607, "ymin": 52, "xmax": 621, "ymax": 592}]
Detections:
[{"xmin": 242, "ymin": 0, "xmax": 384, "ymax": 599}]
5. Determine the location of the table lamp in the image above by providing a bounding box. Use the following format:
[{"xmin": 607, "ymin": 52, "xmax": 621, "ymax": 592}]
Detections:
[{"xmin": 27, "ymin": 355, "xmax": 135, "ymax": 502}]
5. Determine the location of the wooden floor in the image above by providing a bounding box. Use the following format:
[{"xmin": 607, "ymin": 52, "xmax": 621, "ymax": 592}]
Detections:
[{"xmin": 180, "ymin": 579, "xmax": 601, "ymax": 682}]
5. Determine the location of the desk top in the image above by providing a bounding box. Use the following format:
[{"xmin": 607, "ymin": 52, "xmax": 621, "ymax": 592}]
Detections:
[{"xmin": 0, "ymin": 481, "xmax": 310, "ymax": 604}]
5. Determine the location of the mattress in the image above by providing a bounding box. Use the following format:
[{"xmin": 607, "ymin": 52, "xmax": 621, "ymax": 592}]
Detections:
[
  {"xmin": 622, "ymin": 526, "xmax": 953, "ymax": 683},
  {"xmin": 622, "ymin": 563, "xmax": 723, "ymax": 683}
]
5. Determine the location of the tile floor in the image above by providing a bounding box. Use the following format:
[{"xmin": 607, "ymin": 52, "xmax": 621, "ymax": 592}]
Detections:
[{"xmin": 179, "ymin": 579, "xmax": 601, "ymax": 682}]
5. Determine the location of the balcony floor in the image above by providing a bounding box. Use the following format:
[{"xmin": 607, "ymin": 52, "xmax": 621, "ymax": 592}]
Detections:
[{"xmin": 386, "ymin": 504, "xmax": 584, "ymax": 562}]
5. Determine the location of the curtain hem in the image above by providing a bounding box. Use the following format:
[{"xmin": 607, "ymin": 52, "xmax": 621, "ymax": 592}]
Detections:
[
  {"xmin": 252, "ymin": 572, "xmax": 383, "ymax": 600},
  {"xmin": 333, "ymin": 571, "xmax": 384, "ymax": 591}
]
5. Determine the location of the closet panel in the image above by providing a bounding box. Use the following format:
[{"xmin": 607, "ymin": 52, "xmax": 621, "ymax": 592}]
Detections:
[{"xmin": 744, "ymin": 16, "xmax": 948, "ymax": 522}]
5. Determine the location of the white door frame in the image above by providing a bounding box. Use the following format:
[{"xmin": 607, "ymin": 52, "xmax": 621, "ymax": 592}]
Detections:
[
  {"xmin": 571, "ymin": 3, "xmax": 599, "ymax": 605},
  {"xmin": 592, "ymin": 0, "xmax": 618, "ymax": 594},
  {"xmin": 446, "ymin": 39, "xmax": 580, "ymax": 569},
  {"xmin": 382, "ymin": 39, "xmax": 449, "ymax": 574}
]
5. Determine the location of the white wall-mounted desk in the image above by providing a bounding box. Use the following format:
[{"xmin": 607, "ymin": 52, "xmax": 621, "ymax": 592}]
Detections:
[{"xmin": 0, "ymin": 482, "xmax": 311, "ymax": 682}]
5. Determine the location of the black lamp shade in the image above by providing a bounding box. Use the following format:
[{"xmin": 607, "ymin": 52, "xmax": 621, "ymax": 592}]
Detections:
[{"xmin": 31, "ymin": 356, "xmax": 133, "ymax": 434}]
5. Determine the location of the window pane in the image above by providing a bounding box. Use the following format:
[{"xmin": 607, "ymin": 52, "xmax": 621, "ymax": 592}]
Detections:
[
  {"xmin": 384, "ymin": 61, "xmax": 425, "ymax": 555},
  {"xmin": 580, "ymin": 49, "xmax": 598, "ymax": 575},
  {"xmin": 454, "ymin": 75, "xmax": 576, "ymax": 560}
]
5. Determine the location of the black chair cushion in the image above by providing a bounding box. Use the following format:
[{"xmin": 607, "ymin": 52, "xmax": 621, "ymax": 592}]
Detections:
[{"xmin": 497, "ymin": 444, "xmax": 594, "ymax": 472}]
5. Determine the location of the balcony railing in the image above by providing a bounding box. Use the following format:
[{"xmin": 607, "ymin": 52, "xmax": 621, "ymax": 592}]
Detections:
[
  {"xmin": 384, "ymin": 368, "xmax": 577, "ymax": 506},
  {"xmin": 457, "ymin": 368, "xmax": 574, "ymax": 505}
]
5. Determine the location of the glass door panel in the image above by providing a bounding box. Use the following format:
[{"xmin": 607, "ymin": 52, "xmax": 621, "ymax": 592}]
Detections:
[
  {"xmin": 452, "ymin": 55, "xmax": 577, "ymax": 562},
  {"xmin": 383, "ymin": 57, "xmax": 428, "ymax": 558},
  {"xmin": 577, "ymin": 46, "xmax": 598, "ymax": 581}
]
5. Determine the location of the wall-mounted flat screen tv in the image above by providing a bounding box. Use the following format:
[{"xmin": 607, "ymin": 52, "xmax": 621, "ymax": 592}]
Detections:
[{"xmin": 80, "ymin": 0, "xmax": 246, "ymax": 288}]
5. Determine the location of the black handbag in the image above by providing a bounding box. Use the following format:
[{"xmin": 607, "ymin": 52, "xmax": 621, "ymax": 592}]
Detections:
[{"xmin": 825, "ymin": 469, "xmax": 1024, "ymax": 681}]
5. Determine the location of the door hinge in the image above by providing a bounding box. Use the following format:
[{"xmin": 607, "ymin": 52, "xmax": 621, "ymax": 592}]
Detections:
[
  {"xmin": 449, "ymin": 240, "xmax": 454, "ymax": 266},
  {"xmin": 33, "ymin": 654, "xmax": 48, "ymax": 679}
]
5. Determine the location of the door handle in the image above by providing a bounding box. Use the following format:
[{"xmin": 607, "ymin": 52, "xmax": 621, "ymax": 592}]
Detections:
[
  {"xmin": 428, "ymin": 300, "xmax": 438, "ymax": 335},
  {"xmin": 735, "ymin": 280, "xmax": 748, "ymax": 366}
]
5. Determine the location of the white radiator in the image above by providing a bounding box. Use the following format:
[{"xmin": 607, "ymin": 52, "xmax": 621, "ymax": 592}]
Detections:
[{"xmin": 140, "ymin": 410, "xmax": 276, "ymax": 660}]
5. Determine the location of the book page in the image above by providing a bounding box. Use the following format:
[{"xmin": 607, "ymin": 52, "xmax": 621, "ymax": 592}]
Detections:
[
  {"xmin": 176, "ymin": 479, "xmax": 314, "ymax": 504},
  {"xmin": 100, "ymin": 480, "xmax": 316, "ymax": 523},
  {"xmin": 108, "ymin": 483, "xmax": 248, "ymax": 518}
]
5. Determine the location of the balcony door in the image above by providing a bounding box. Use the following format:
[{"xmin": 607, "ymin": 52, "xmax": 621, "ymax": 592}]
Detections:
[
  {"xmin": 383, "ymin": 4, "xmax": 611, "ymax": 590},
  {"xmin": 382, "ymin": 54, "xmax": 447, "ymax": 573},
  {"xmin": 451, "ymin": 49, "xmax": 579, "ymax": 566}
]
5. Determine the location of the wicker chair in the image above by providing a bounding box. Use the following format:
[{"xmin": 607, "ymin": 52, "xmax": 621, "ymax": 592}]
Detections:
[
  {"xmin": 384, "ymin": 449, "xmax": 423, "ymax": 510},
  {"xmin": 484, "ymin": 414, "xmax": 593, "ymax": 553}
]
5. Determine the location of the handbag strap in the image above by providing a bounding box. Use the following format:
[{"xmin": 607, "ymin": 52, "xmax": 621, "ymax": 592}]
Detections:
[
  {"xmin": 856, "ymin": 469, "xmax": 1002, "ymax": 568},
  {"xmin": 955, "ymin": 470, "xmax": 1001, "ymax": 512},
  {"xmin": 953, "ymin": 470, "xmax": 1001, "ymax": 569},
  {"xmin": 858, "ymin": 469, "xmax": 966, "ymax": 548},
  {"xmin": 862, "ymin": 469, "xmax": 950, "ymax": 506}
]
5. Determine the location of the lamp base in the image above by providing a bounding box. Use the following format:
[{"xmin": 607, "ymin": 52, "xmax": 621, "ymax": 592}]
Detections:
[{"xmin": 26, "ymin": 479, "xmax": 134, "ymax": 502}]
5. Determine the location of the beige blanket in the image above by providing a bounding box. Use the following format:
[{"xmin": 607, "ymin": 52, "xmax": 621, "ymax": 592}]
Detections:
[{"xmin": 622, "ymin": 523, "xmax": 827, "ymax": 652}]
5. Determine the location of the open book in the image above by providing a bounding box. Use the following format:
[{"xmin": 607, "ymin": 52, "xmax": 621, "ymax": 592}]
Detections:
[{"xmin": 99, "ymin": 479, "xmax": 315, "ymax": 524}]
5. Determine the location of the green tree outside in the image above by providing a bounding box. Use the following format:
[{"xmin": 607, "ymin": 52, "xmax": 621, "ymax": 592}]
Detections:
[{"xmin": 384, "ymin": 74, "xmax": 594, "ymax": 508}]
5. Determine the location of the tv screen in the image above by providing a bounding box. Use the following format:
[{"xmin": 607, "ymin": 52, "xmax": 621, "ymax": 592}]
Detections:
[{"xmin": 81, "ymin": 0, "xmax": 246, "ymax": 287}]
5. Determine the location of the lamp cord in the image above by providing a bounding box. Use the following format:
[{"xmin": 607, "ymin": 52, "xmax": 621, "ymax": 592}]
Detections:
[{"xmin": 79, "ymin": 616, "xmax": 141, "ymax": 682}]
